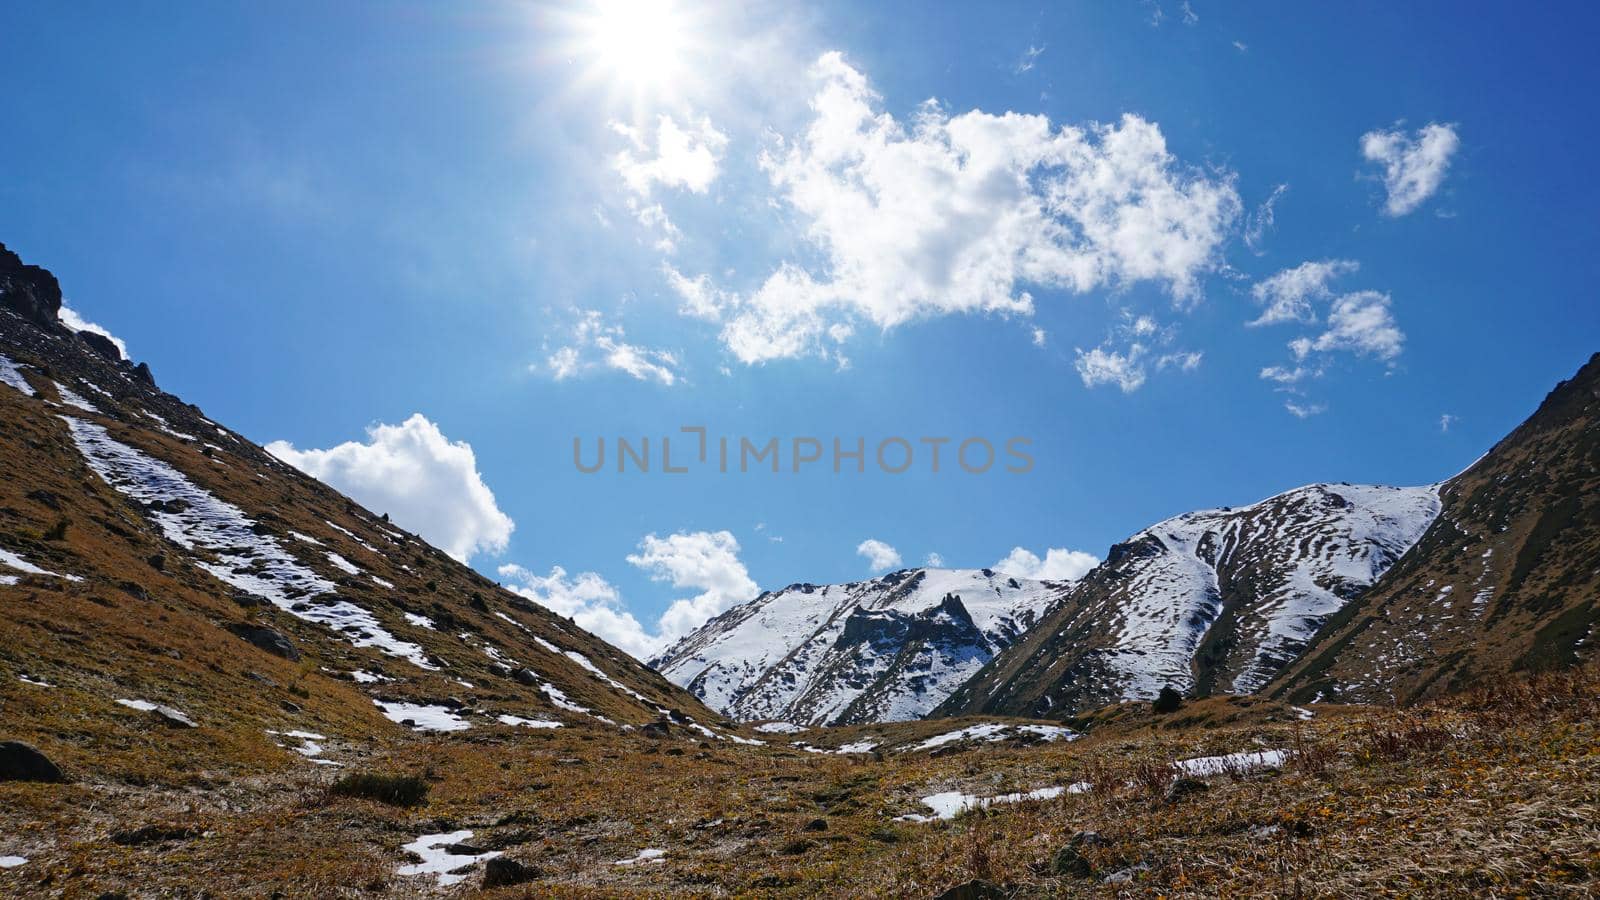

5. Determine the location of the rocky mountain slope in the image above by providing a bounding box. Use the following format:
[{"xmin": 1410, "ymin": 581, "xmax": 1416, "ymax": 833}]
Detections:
[
  {"xmin": 0, "ymin": 241, "xmax": 735, "ymax": 776},
  {"xmin": 936, "ymin": 482, "xmax": 1440, "ymax": 718},
  {"xmin": 1269, "ymin": 352, "xmax": 1600, "ymax": 704},
  {"xmin": 652, "ymin": 568, "xmax": 1066, "ymax": 725}
]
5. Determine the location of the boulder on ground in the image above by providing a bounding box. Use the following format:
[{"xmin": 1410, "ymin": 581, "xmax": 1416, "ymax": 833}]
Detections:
[
  {"xmin": 228, "ymin": 624, "xmax": 300, "ymax": 661},
  {"xmin": 0, "ymin": 740, "xmax": 66, "ymax": 783}
]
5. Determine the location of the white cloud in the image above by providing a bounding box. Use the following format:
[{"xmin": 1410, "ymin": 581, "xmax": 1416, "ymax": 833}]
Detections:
[
  {"xmin": 59, "ymin": 303, "xmax": 128, "ymax": 358},
  {"xmin": 267, "ymin": 414, "xmax": 514, "ymax": 563},
  {"xmin": 1360, "ymin": 122, "xmax": 1459, "ymax": 216},
  {"xmin": 680, "ymin": 52, "xmax": 1240, "ymax": 364},
  {"xmin": 499, "ymin": 564, "xmax": 659, "ymax": 659},
  {"xmin": 500, "ymin": 529, "xmax": 759, "ymax": 660},
  {"xmin": 856, "ymin": 538, "xmax": 902, "ymax": 572},
  {"xmin": 1248, "ymin": 259, "xmax": 1358, "ymax": 327},
  {"xmin": 1180, "ymin": 1, "xmax": 1199, "ymax": 25},
  {"xmin": 1242, "ymin": 183, "xmax": 1288, "ymax": 255},
  {"xmin": 1075, "ymin": 344, "xmax": 1148, "ymax": 392},
  {"xmin": 1030, "ymin": 326, "xmax": 1047, "ymax": 348},
  {"xmin": 992, "ymin": 546, "xmax": 1099, "ymax": 582},
  {"xmin": 1014, "ymin": 44, "xmax": 1045, "ymax": 74},
  {"xmin": 1439, "ymin": 413, "xmax": 1456, "ymax": 433},
  {"xmin": 1157, "ymin": 350, "xmax": 1203, "ymax": 372},
  {"xmin": 1252, "ymin": 261, "xmax": 1405, "ymax": 413},
  {"xmin": 924, "ymin": 552, "xmax": 945, "ymax": 567},
  {"xmin": 1076, "ymin": 311, "xmax": 1203, "ymax": 391},
  {"xmin": 1294, "ymin": 290, "xmax": 1403, "ymax": 361},
  {"xmin": 543, "ymin": 309, "xmax": 682, "ymax": 386},
  {"xmin": 627, "ymin": 530, "xmax": 759, "ymax": 641},
  {"xmin": 613, "ymin": 114, "xmax": 729, "ymax": 197}
]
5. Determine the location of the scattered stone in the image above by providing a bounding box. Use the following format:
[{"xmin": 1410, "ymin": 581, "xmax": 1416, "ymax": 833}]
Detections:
[
  {"xmin": 481, "ymin": 856, "xmax": 539, "ymax": 888},
  {"xmin": 1152, "ymin": 686, "xmax": 1184, "ymax": 714},
  {"xmin": 1164, "ymin": 777, "xmax": 1209, "ymax": 803},
  {"xmin": 802, "ymin": 818, "xmax": 828, "ymax": 832},
  {"xmin": 228, "ymin": 624, "xmax": 300, "ymax": 661},
  {"xmin": 641, "ymin": 719, "xmax": 671, "ymax": 739},
  {"xmin": 78, "ymin": 330, "xmax": 121, "ymax": 361},
  {"xmin": 110, "ymin": 824, "xmax": 203, "ymax": 846},
  {"xmin": 933, "ymin": 879, "xmax": 1008, "ymax": 900},
  {"xmin": 511, "ymin": 668, "xmax": 540, "ymax": 687},
  {"xmin": 1102, "ymin": 862, "xmax": 1150, "ymax": 884},
  {"xmin": 1049, "ymin": 831, "xmax": 1106, "ymax": 877},
  {"xmin": 0, "ymin": 740, "xmax": 65, "ymax": 783}
]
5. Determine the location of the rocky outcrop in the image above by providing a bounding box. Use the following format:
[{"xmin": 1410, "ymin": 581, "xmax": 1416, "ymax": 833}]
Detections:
[{"xmin": 0, "ymin": 242, "xmax": 63, "ymax": 327}]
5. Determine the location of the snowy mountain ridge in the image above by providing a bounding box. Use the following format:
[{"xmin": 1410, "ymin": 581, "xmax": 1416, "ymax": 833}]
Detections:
[
  {"xmin": 651, "ymin": 567, "xmax": 1066, "ymax": 726},
  {"xmin": 936, "ymin": 482, "xmax": 1442, "ymax": 718}
]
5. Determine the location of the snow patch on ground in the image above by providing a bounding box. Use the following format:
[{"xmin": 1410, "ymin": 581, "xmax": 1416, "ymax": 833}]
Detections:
[
  {"xmin": 1174, "ymin": 749, "xmax": 1288, "ymax": 777},
  {"xmin": 397, "ymin": 831, "xmax": 500, "ymax": 886},
  {"xmin": 374, "ymin": 700, "xmax": 469, "ymax": 732},
  {"xmin": 614, "ymin": 848, "xmax": 665, "ymax": 866},
  {"xmin": 0, "ymin": 856, "xmax": 26, "ymax": 869},
  {"xmin": 62, "ymin": 416, "xmax": 436, "ymax": 670},
  {"xmin": 326, "ymin": 552, "xmax": 361, "ymax": 575},
  {"xmin": 904, "ymin": 722, "xmax": 1078, "ymax": 752},
  {"xmin": 0, "ymin": 353, "xmax": 36, "ymax": 396},
  {"xmin": 53, "ymin": 381, "xmax": 98, "ymax": 413},
  {"xmin": 899, "ymin": 784, "xmax": 1084, "ymax": 822},
  {"xmin": 0, "ymin": 547, "xmax": 82, "ymax": 582},
  {"xmin": 754, "ymin": 721, "xmax": 807, "ymax": 734},
  {"xmin": 497, "ymin": 714, "xmax": 563, "ymax": 729}
]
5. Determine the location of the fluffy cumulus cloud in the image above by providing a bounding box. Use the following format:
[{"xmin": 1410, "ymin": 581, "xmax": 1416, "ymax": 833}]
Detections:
[
  {"xmin": 1251, "ymin": 261, "xmax": 1405, "ymax": 416},
  {"xmin": 502, "ymin": 529, "xmax": 759, "ymax": 660},
  {"xmin": 1360, "ymin": 122, "xmax": 1459, "ymax": 216},
  {"xmin": 612, "ymin": 113, "xmax": 728, "ymax": 253},
  {"xmin": 59, "ymin": 302, "xmax": 128, "ymax": 358},
  {"xmin": 1075, "ymin": 345, "xmax": 1148, "ymax": 393},
  {"xmin": 627, "ymin": 530, "xmax": 760, "ymax": 642},
  {"xmin": 856, "ymin": 538, "xmax": 902, "ymax": 572},
  {"xmin": 498, "ymin": 563, "xmax": 659, "ymax": 659},
  {"xmin": 1292, "ymin": 291, "xmax": 1404, "ymax": 362},
  {"xmin": 267, "ymin": 414, "xmax": 514, "ymax": 563},
  {"xmin": 992, "ymin": 546, "xmax": 1099, "ymax": 582},
  {"xmin": 614, "ymin": 114, "xmax": 729, "ymax": 197},
  {"xmin": 543, "ymin": 309, "xmax": 682, "ymax": 386},
  {"xmin": 668, "ymin": 52, "xmax": 1241, "ymax": 364}
]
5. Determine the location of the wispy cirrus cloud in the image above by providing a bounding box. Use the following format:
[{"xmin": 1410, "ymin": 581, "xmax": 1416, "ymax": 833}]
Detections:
[{"xmin": 543, "ymin": 309, "xmax": 683, "ymax": 386}]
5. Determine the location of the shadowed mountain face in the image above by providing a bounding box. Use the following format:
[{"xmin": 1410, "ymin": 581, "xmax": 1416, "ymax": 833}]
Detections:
[
  {"xmin": 1269, "ymin": 352, "xmax": 1600, "ymax": 705},
  {"xmin": 934, "ymin": 483, "xmax": 1440, "ymax": 719},
  {"xmin": 652, "ymin": 568, "xmax": 1066, "ymax": 725},
  {"xmin": 0, "ymin": 244, "xmax": 728, "ymax": 765}
]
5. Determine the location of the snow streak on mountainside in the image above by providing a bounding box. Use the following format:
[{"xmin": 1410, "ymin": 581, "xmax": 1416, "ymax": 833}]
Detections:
[
  {"xmin": 1270, "ymin": 352, "xmax": 1600, "ymax": 704},
  {"xmin": 652, "ymin": 568, "xmax": 1066, "ymax": 726},
  {"xmin": 937, "ymin": 483, "xmax": 1440, "ymax": 718}
]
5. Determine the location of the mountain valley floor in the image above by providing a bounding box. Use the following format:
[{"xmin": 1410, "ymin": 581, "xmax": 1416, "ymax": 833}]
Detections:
[{"xmin": 2, "ymin": 665, "xmax": 1595, "ymax": 897}]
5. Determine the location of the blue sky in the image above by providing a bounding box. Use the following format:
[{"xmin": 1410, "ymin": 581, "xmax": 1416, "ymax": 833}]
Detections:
[{"xmin": 4, "ymin": 1, "xmax": 1597, "ymax": 656}]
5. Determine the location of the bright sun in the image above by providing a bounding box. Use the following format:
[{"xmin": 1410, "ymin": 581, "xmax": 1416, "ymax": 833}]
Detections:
[{"xmin": 575, "ymin": 0, "xmax": 693, "ymax": 95}]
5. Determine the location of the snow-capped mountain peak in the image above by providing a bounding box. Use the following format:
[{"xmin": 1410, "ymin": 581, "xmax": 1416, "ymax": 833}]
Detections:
[{"xmin": 652, "ymin": 567, "xmax": 1068, "ymax": 725}]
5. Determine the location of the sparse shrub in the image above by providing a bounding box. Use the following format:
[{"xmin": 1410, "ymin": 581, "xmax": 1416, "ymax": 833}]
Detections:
[
  {"xmin": 43, "ymin": 517, "xmax": 70, "ymax": 541},
  {"xmin": 329, "ymin": 772, "xmax": 429, "ymax": 807}
]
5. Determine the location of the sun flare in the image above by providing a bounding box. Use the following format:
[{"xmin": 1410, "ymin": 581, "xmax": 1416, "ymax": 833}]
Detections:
[{"xmin": 574, "ymin": 0, "xmax": 693, "ymax": 96}]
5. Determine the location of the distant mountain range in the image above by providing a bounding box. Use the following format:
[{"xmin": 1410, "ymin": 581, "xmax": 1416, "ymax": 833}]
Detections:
[
  {"xmin": 651, "ymin": 568, "xmax": 1061, "ymax": 725},
  {"xmin": 662, "ymin": 355, "xmax": 1598, "ymax": 723}
]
